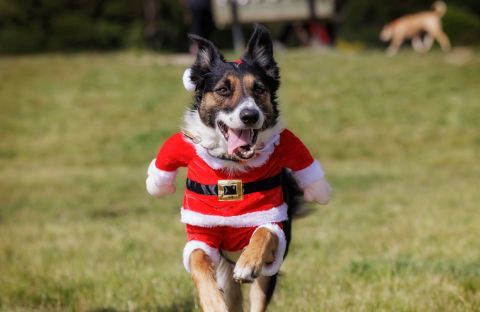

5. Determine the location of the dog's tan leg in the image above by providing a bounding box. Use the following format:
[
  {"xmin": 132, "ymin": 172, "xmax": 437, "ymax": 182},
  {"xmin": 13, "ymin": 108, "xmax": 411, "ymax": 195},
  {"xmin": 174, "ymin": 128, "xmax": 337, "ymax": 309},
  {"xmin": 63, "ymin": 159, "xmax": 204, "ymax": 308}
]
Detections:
[
  {"xmin": 217, "ymin": 258, "xmax": 243, "ymax": 312},
  {"xmin": 386, "ymin": 34, "xmax": 404, "ymax": 56},
  {"xmin": 233, "ymin": 227, "xmax": 278, "ymax": 283},
  {"xmin": 190, "ymin": 249, "xmax": 229, "ymax": 312},
  {"xmin": 432, "ymin": 29, "xmax": 451, "ymax": 52},
  {"xmin": 249, "ymin": 276, "xmax": 274, "ymax": 312}
]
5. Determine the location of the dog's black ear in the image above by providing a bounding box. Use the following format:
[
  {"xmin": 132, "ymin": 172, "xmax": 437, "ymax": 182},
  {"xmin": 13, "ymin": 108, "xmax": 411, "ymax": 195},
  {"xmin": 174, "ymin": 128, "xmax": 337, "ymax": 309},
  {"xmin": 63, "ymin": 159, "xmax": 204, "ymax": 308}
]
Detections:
[
  {"xmin": 188, "ymin": 34, "xmax": 225, "ymax": 88},
  {"xmin": 243, "ymin": 24, "xmax": 279, "ymax": 82}
]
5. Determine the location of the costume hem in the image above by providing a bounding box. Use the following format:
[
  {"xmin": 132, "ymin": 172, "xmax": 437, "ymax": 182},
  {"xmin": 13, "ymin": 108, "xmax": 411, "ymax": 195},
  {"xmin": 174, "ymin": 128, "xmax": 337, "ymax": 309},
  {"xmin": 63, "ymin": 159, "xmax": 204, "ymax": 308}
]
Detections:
[
  {"xmin": 292, "ymin": 160, "xmax": 325, "ymax": 188},
  {"xmin": 180, "ymin": 203, "xmax": 288, "ymax": 228},
  {"xmin": 254, "ymin": 223, "xmax": 287, "ymax": 276},
  {"xmin": 182, "ymin": 240, "xmax": 220, "ymax": 273}
]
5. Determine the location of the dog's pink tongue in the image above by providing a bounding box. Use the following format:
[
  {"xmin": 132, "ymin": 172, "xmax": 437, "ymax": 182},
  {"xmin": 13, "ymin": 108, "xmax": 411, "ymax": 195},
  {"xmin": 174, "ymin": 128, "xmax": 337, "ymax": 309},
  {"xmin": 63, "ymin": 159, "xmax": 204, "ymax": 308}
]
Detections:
[{"xmin": 227, "ymin": 128, "xmax": 252, "ymax": 155}]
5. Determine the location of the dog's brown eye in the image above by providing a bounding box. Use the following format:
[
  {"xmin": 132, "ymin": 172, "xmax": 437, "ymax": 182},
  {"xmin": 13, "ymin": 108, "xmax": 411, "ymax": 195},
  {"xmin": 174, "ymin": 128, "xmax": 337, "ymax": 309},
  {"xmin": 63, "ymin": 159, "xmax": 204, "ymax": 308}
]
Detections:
[
  {"xmin": 253, "ymin": 87, "xmax": 265, "ymax": 97},
  {"xmin": 215, "ymin": 87, "xmax": 230, "ymax": 97}
]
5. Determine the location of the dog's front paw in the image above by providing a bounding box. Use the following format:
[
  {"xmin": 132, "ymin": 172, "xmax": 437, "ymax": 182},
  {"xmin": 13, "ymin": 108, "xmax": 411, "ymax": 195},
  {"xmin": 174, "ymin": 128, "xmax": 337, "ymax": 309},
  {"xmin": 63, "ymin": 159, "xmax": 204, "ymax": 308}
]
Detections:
[{"xmin": 233, "ymin": 252, "xmax": 263, "ymax": 283}]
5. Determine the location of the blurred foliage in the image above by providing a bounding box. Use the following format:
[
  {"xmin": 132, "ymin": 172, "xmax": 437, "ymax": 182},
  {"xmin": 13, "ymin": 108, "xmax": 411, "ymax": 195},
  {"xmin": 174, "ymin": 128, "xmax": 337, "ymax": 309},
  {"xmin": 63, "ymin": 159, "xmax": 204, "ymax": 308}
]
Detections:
[
  {"xmin": 155, "ymin": 0, "xmax": 188, "ymax": 51},
  {"xmin": 0, "ymin": 0, "xmax": 188, "ymax": 54},
  {"xmin": 443, "ymin": 5, "xmax": 480, "ymax": 44},
  {"xmin": 0, "ymin": 0, "xmax": 478, "ymax": 54},
  {"xmin": 339, "ymin": 0, "xmax": 480, "ymax": 46}
]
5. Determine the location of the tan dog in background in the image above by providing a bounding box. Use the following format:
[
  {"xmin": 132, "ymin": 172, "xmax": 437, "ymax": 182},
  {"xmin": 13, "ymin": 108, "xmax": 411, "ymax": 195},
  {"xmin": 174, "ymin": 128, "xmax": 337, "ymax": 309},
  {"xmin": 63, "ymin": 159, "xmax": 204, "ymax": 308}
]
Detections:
[{"xmin": 380, "ymin": 1, "xmax": 451, "ymax": 56}]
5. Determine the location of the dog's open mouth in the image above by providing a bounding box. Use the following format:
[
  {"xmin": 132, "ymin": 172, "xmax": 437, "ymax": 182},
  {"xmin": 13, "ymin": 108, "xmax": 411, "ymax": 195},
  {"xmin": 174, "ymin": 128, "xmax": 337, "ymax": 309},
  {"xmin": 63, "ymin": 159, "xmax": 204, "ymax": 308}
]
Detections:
[{"xmin": 218, "ymin": 121, "xmax": 259, "ymax": 160}]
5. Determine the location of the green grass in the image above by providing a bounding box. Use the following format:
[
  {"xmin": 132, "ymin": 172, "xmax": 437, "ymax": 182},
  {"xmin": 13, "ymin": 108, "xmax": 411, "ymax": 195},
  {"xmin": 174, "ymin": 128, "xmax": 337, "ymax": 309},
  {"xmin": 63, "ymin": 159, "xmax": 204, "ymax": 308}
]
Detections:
[{"xmin": 1, "ymin": 49, "xmax": 479, "ymax": 311}]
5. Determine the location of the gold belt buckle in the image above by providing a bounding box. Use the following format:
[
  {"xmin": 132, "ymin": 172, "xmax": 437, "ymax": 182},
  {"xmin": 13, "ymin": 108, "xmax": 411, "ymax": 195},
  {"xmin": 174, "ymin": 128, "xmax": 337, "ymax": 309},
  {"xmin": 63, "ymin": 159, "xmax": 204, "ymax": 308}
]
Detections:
[{"xmin": 218, "ymin": 180, "xmax": 243, "ymax": 201}]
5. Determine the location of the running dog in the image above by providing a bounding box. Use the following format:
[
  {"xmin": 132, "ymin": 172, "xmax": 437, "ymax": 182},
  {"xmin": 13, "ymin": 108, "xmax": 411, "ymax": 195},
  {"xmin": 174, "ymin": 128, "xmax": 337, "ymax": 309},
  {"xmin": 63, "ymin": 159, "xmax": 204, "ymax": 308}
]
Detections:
[
  {"xmin": 380, "ymin": 1, "xmax": 451, "ymax": 56},
  {"xmin": 146, "ymin": 25, "xmax": 332, "ymax": 312}
]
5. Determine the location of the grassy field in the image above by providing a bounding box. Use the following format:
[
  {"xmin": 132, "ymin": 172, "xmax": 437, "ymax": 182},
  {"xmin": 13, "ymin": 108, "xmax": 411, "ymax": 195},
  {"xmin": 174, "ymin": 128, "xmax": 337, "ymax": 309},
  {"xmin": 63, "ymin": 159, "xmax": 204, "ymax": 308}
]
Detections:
[{"xmin": 0, "ymin": 48, "xmax": 479, "ymax": 311}]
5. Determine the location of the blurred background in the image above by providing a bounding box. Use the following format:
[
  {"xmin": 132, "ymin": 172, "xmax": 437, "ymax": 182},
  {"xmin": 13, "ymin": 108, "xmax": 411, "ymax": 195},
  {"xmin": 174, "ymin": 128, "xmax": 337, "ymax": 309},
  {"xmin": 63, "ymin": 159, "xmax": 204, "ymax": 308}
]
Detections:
[
  {"xmin": 1, "ymin": 1, "xmax": 479, "ymax": 311},
  {"xmin": 0, "ymin": 0, "xmax": 479, "ymax": 54}
]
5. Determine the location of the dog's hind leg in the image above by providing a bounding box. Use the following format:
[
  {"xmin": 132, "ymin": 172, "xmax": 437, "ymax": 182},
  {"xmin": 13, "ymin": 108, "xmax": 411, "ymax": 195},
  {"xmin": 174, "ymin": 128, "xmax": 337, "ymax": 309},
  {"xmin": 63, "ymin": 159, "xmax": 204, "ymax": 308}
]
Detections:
[
  {"xmin": 411, "ymin": 36, "xmax": 424, "ymax": 53},
  {"xmin": 422, "ymin": 34, "xmax": 434, "ymax": 52},
  {"xmin": 217, "ymin": 258, "xmax": 243, "ymax": 312},
  {"xmin": 249, "ymin": 275, "xmax": 278, "ymax": 312},
  {"xmin": 190, "ymin": 249, "xmax": 229, "ymax": 312}
]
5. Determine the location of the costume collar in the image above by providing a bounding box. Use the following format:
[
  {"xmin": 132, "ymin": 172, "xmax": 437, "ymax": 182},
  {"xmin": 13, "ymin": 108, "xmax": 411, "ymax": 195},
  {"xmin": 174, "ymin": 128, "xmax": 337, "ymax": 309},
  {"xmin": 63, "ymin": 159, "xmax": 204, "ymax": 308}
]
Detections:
[{"xmin": 182, "ymin": 122, "xmax": 284, "ymax": 173}]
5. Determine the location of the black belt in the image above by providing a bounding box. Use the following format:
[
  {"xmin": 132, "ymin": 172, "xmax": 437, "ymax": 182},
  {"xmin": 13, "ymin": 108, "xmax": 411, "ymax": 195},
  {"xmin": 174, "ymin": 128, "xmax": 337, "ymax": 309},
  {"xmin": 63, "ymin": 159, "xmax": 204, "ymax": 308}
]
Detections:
[{"xmin": 186, "ymin": 174, "xmax": 282, "ymax": 201}]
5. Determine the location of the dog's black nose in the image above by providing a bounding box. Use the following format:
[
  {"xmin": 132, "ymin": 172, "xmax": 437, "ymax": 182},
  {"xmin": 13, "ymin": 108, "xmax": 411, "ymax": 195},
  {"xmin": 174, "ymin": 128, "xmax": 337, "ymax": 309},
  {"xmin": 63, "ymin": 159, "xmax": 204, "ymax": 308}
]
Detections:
[{"xmin": 240, "ymin": 108, "xmax": 260, "ymax": 125}]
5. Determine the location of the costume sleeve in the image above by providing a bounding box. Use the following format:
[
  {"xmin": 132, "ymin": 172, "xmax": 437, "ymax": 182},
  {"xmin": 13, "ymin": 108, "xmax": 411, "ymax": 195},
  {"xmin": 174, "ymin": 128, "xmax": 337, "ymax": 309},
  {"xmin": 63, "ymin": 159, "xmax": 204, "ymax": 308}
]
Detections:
[
  {"xmin": 279, "ymin": 129, "xmax": 326, "ymax": 188},
  {"xmin": 146, "ymin": 133, "xmax": 194, "ymax": 195},
  {"xmin": 154, "ymin": 132, "xmax": 194, "ymax": 171}
]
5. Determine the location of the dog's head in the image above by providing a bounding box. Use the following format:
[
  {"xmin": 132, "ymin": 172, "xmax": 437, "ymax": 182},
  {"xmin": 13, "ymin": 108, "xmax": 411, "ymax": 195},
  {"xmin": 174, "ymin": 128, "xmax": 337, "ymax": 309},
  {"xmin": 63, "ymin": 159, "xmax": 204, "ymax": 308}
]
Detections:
[{"xmin": 184, "ymin": 25, "xmax": 281, "ymax": 164}]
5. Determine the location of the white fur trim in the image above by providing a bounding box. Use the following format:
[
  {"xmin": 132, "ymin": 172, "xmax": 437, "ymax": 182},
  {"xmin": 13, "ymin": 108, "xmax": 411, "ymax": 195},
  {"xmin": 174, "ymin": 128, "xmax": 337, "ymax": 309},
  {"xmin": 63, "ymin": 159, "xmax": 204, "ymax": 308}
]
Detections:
[
  {"xmin": 192, "ymin": 132, "xmax": 281, "ymax": 172},
  {"xmin": 147, "ymin": 159, "xmax": 178, "ymax": 184},
  {"xmin": 146, "ymin": 159, "xmax": 177, "ymax": 196},
  {"xmin": 183, "ymin": 240, "xmax": 220, "ymax": 273},
  {"xmin": 254, "ymin": 223, "xmax": 287, "ymax": 276},
  {"xmin": 180, "ymin": 203, "xmax": 288, "ymax": 228},
  {"xmin": 192, "ymin": 139, "xmax": 280, "ymax": 173},
  {"xmin": 182, "ymin": 68, "xmax": 196, "ymax": 92},
  {"xmin": 292, "ymin": 160, "xmax": 325, "ymax": 188}
]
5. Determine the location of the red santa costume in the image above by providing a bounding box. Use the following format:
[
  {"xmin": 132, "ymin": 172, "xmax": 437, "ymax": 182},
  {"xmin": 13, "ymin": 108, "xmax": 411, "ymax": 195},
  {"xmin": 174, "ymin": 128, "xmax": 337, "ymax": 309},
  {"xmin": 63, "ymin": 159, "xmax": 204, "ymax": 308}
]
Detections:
[{"xmin": 146, "ymin": 127, "xmax": 326, "ymax": 275}]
